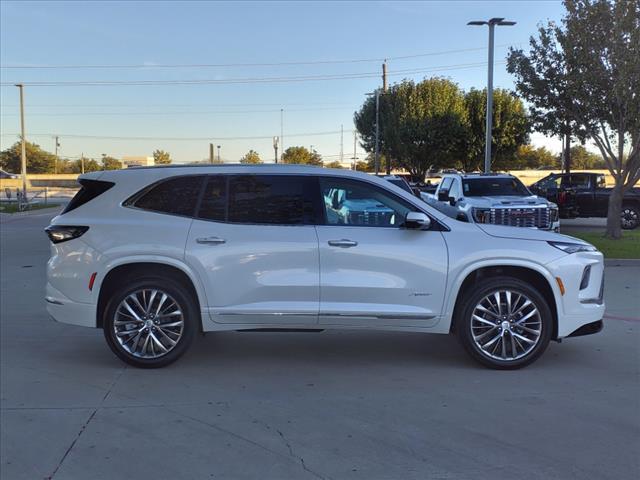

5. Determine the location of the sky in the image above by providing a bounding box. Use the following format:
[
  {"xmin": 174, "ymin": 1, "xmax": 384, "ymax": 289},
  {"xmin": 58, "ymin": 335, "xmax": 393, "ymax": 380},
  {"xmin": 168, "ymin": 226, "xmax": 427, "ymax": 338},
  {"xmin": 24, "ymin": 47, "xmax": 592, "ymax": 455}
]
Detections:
[{"xmin": 0, "ymin": 0, "xmax": 567, "ymax": 164}]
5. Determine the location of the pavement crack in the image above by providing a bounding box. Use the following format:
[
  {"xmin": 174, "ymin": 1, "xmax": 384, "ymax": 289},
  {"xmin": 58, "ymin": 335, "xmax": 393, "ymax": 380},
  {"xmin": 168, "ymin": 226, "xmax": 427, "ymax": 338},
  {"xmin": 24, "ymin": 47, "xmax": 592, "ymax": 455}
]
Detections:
[
  {"xmin": 46, "ymin": 366, "xmax": 127, "ymax": 479},
  {"xmin": 276, "ymin": 428, "xmax": 328, "ymax": 480}
]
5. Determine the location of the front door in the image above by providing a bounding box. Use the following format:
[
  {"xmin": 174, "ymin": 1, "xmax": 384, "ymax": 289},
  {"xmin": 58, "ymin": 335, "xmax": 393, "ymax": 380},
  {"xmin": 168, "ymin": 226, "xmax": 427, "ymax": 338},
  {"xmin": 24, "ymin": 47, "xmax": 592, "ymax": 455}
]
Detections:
[
  {"xmin": 185, "ymin": 174, "xmax": 321, "ymax": 325},
  {"xmin": 316, "ymin": 177, "xmax": 448, "ymax": 328}
]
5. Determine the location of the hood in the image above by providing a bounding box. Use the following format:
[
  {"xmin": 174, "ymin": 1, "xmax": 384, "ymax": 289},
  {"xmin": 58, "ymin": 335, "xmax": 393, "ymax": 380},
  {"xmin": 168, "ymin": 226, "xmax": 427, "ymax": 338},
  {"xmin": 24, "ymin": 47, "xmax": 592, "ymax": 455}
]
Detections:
[
  {"xmin": 477, "ymin": 223, "xmax": 591, "ymax": 244},
  {"xmin": 463, "ymin": 195, "xmax": 549, "ymax": 207}
]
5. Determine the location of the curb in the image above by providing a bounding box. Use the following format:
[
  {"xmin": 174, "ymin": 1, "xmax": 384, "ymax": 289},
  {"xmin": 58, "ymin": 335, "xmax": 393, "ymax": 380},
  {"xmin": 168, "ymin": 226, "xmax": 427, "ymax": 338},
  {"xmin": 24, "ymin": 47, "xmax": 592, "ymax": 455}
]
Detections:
[{"xmin": 604, "ymin": 259, "xmax": 640, "ymax": 267}]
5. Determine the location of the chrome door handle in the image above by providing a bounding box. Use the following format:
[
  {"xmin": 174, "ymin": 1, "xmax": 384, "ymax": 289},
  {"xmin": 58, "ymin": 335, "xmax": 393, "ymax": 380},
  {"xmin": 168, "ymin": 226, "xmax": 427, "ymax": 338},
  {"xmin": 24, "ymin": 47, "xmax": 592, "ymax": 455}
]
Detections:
[
  {"xmin": 328, "ymin": 239, "xmax": 358, "ymax": 248},
  {"xmin": 196, "ymin": 236, "xmax": 226, "ymax": 245}
]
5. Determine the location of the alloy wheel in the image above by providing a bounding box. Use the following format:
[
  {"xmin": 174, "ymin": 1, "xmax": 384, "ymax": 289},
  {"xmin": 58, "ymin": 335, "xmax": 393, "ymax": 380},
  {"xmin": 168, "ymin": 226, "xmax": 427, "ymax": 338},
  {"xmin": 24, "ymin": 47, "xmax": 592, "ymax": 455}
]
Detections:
[
  {"xmin": 470, "ymin": 290, "xmax": 542, "ymax": 361},
  {"xmin": 113, "ymin": 289, "xmax": 184, "ymax": 359},
  {"xmin": 621, "ymin": 207, "xmax": 638, "ymax": 229}
]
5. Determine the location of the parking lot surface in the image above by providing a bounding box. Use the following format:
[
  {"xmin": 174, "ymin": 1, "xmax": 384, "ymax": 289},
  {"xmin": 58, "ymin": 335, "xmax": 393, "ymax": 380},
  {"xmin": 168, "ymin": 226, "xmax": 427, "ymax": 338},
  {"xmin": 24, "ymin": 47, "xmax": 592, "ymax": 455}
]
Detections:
[{"xmin": 1, "ymin": 209, "xmax": 639, "ymax": 480}]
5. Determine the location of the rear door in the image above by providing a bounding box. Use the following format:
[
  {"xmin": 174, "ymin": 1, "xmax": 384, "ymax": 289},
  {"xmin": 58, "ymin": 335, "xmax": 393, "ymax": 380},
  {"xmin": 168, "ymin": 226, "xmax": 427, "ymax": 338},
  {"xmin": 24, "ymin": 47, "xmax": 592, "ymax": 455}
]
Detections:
[
  {"xmin": 315, "ymin": 176, "xmax": 448, "ymax": 328},
  {"xmin": 185, "ymin": 174, "xmax": 322, "ymax": 325}
]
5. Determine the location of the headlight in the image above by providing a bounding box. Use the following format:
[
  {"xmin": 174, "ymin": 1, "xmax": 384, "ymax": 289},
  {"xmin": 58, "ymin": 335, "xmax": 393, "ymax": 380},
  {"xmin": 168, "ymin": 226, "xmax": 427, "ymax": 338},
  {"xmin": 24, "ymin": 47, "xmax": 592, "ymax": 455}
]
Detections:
[
  {"xmin": 472, "ymin": 207, "xmax": 491, "ymax": 223},
  {"xmin": 548, "ymin": 241, "xmax": 597, "ymax": 254},
  {"xmin": 549, "ymin": 206, "xmax": 559, "ymax": 222}
]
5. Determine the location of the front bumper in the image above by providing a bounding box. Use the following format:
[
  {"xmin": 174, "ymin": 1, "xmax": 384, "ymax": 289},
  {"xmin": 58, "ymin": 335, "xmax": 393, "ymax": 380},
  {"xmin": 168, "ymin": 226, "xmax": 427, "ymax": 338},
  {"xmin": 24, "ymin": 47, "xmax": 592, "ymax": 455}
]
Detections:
[
  {"xmin": 567, "ymin": 319, "xmax": 604, "ymax": 337},
  {"xmin": 46, "ymin": 282, "xmax": 97, "ymax": 328}
]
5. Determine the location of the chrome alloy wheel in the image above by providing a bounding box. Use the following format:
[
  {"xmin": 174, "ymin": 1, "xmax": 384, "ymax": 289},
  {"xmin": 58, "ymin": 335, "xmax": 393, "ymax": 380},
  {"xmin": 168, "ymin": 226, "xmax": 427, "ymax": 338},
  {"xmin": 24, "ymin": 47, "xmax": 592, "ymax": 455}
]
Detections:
[
  {"xmin": 113, "ymin": 289, "xmax": 184, "ymax": 359},
  {"xmin": 621, "ymin": 207, "xmax": 639, "ymax": 229},
  {"xmin": 470, "ymin": 290, "xmax": 542, "ymax": 361}
]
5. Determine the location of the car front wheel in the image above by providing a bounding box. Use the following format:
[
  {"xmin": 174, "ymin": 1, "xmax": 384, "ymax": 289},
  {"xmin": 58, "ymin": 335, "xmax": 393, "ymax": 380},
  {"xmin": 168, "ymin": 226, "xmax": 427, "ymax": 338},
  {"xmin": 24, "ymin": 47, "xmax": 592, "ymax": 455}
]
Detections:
[
  {"xmin": 621, "ymin": 204, "xmax": 639, "ymax": 230},
  {"xmin": 103, "ymin": 276, "xmax": 198, "ymax": 368},
  {"xmin": 456, "ymin": 278, "xmax": 552, "ymax": 369}
]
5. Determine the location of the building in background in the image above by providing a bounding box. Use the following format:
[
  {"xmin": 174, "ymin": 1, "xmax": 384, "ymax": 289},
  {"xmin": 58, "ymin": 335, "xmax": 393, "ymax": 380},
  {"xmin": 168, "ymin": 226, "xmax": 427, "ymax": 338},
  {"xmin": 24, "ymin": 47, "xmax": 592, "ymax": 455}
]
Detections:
[{"xmin": 122, "ymin": 156, "xmax": 154, "ymax": 168}]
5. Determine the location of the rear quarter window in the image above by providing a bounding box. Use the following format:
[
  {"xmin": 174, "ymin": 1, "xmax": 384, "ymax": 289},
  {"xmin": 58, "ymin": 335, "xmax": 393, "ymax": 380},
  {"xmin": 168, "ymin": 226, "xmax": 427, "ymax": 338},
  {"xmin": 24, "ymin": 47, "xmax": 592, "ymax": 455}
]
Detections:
[
  {"xmin": 62, "ymin": 179, "xmax": 115, "ymax": 214},
  {"xmin": 129, "ymin": 175, "xmax": 205, "ymax": 217}
]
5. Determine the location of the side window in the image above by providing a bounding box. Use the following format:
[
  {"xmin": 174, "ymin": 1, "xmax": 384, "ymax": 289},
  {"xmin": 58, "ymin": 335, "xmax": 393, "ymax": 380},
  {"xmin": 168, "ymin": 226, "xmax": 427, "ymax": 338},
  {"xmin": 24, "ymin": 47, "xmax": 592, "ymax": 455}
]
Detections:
[
  {"xmin": 439, "ymin": 177, "xmax": 453, "ymax": 192},
  {"xmin": 227, "ymin": 175, "xmax": 318, "ymax": 225},
  {"xmin": 320, "ymin": 177, "xmax": 413, "ymax": 227},
  {"xmin": 449, "ymin": 179, "xmax": 461, "ymax": 199},
  {"xmin": 132, "ymin": 175, "xmax": 204, "ymax": 217},
  {"xmin": 596, "ymin": 175, "xmax": 606, "ymax": 188},
  {"xmin": 570, "ymin": 174, "xmax": 591, "ymax": 190},
  {"xmin": 198, "ymin": 175, "xmax": 227, "ymax": 221}
]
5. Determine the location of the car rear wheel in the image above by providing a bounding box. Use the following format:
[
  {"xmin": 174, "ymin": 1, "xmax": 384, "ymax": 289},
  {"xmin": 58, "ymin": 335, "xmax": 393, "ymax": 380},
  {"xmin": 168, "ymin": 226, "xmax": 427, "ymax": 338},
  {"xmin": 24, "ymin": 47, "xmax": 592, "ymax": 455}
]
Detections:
[
  {"xmin": 621, "ymin": 204, "xmax": 639, "ymax": 230},
  {"xmin": 103, "ymin": 276, "xmax": 198, "ymax": 368},
  {"xmin": 456, "ymin": 278, "xmax": 552, "ymax": 369}
]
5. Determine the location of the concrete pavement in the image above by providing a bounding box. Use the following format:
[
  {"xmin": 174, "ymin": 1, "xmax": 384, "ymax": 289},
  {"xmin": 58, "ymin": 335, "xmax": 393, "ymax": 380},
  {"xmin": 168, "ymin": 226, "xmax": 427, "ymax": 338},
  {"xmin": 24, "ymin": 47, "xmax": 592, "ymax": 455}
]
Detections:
[{"xmin": 1, "ymin": 212, "xmax": 639, "ymax": 480}]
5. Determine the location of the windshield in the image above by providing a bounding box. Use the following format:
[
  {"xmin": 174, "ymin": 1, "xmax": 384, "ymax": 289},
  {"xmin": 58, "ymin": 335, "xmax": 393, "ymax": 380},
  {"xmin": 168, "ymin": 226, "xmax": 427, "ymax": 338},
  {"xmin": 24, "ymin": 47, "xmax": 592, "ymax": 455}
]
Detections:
[{"xmin": 462, "ymin": 177, "xmax": 530, "ymax": 197}]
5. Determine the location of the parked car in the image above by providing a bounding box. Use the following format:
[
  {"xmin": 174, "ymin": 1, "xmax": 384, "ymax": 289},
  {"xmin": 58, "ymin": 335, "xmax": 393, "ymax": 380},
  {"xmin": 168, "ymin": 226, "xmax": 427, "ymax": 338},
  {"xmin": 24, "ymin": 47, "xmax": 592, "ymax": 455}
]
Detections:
[
  {"xmin": 530, "ymin": 172, "xmax": 640, "ymax": 230},
  {"xmin": 378, "ymin": 174, "xmax": 423, "ymax": 197},
  {"xmin": 422, "ymin": 173, "xmax": 560, "ymax": 231},
  {"xmin": 45, "ymin": 165, "xmax": 604, "ymax": 369}
]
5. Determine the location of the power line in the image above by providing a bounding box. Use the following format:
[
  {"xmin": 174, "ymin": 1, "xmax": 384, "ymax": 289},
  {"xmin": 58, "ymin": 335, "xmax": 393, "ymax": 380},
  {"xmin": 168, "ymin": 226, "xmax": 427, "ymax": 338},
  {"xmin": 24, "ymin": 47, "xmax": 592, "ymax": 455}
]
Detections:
[
  {"xmin": 0, "ymin": 101, "xmax": 352, "ymax": 108},
  {"xmin": 0, "ymin": 130, "xmax": 353, "ymax": 141},
  {"xmin": 0, "ymin": 107, "xmax": 355, "ymax": 117},
  {"xmin": 0, "ymin": 61, "xmax": 505, "ymax": 87},
  {"xmin": 0, "ymin": 44, "xmax": 517, "ymax": 70}
]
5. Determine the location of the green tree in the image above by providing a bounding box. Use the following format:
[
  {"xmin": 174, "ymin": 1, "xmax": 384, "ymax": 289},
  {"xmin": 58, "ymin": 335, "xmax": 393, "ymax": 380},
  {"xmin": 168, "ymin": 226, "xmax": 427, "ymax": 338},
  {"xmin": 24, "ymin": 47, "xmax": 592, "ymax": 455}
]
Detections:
[
  {"xmin": 324, "ymin": 160, "xmax": 344, "ymax": 169},
  {"xmin": 507, "ymin": 0, "xmax": 640, "ymax": 239},
  {"xmin": 569, "ymin": 145, "xmax": 606, "ymax": 169},
  {"xmin": 101, "ymin": 156, "xmax": 122, "ymax": 170},
  {"xmin": 240, "ymin": 149, "xmax": 262, "ymax": 164},
  {"xmin": 511, "ymin": 145, "xmax": 559, "ymax": 169},
  {"xmin": 153, "ymin": 149, "xmax": 172, "ymax": 165},
  {"xmin": 463, "ymin": 88, "xmax": 530, "ymax": 171},
  {"xmin": 355, "ymin": 78, "xmax": 468, "ymax": 182},
  {"xmin": 281, "ymin": 146, "xmax": 322, "ymax": 166},
  {"xmin": 355, "ymin": 161, "xmax": 373, "ymax": 172},
  {"xmin": 0, "ymin": 140, "xmax": 56, "ymax": 173}
]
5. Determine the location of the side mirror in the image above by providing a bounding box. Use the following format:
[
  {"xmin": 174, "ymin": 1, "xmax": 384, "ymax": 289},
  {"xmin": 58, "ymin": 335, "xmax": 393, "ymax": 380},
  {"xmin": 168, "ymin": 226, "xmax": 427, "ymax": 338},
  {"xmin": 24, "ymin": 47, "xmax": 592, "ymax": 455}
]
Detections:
[
  {"xmin": 437, "ymin": 189, "xmax": 450, "ymax": 202},
  {"xmin": 448, "ymin": 197, "xmax": 456, "ymax": 207},
  {"xmin": 404, "ymin": 211, "xmax": 431, "ymax": 230}
]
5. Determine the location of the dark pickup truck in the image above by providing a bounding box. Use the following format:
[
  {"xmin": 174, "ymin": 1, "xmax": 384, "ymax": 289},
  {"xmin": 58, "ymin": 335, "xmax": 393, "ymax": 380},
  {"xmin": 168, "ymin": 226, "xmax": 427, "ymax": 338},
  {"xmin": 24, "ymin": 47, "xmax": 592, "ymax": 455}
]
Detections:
[{"xmin": 530, "ymin": 172, "xmax": 640, "ymax": 229}]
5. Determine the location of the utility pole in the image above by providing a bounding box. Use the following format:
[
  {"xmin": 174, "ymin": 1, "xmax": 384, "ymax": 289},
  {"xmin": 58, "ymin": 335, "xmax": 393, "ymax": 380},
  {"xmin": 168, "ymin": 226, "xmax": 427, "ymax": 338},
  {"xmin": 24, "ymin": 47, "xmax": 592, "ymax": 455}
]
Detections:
[
  {"xmin": 468, "ymin": 18, "xmax": 516, "ymax": 173},
  {"xmin": 217, "ymin": 145, "xmax": 221, "ymax": 163},
  {"xmin": 352, "ymin": 131, "xmax": 357, "ymax": 170},
  {"xmin": 339, "ymin": 124, "xmax": 344, "ymax": 165},
  {"xmin": 54, "ymin": 136, "xmax": 60, "ymax": 174},
  {"xmin": 280, "ymin": 108, "xmax": 284, "ymax": 162},
  {"xmin": 16, "ymin": 84, "xmax": 27, "ymax": 199},
  {"xmin": 382, "ymin": 60, "xmax": 388, "ymax": 92},
  {"xmin": 81, "ymin": 153, "xmax": 85, "ymax": 174},
  {"xmin": 374, "ymin": 90, "xmax": 380, "ymax": 175},
  {"xmin": 273, "ymin": 136, "xmax": 279, "ymax": 163},
  {"xmin": 209, "ymin": 143, "xmax": 214, "ymax": 164}
]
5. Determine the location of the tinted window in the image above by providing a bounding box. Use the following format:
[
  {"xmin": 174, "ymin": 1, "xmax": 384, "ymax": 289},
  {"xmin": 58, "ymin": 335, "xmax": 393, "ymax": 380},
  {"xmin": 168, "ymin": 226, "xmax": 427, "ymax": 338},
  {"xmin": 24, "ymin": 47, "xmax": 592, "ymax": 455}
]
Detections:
[
  {"xmin": 321, "ymin": 177, "xmax": 412, "ymax": 227},
  {"xmin": 133, "ymin": 176, "xmax": 204, "ymax": 216},
  {"xmin": 462, "ymin": 177, "xmax": 530, "ymax": 196},
  {"xmin": 569, "ymin": 174, "xmax": 591, "ymax": 190},
  {"xmin": 198, "ymin": 175, "xmax": 227, "ymax": 221},
  {"xmin": 228, "ymin": 175, "xmax": 318, "ymax": 225},
  {"xmin": 63, "ymin": 179, "xmax": 114, "ymax": 214}
]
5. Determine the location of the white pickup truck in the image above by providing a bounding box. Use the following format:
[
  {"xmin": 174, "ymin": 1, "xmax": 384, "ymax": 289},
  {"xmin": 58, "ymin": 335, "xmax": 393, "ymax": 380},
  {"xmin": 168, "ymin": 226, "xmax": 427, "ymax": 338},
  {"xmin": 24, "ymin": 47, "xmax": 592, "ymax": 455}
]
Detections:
[{"xmin": 421, "ymin": 173, "xmax": 560, "ymax": 231}]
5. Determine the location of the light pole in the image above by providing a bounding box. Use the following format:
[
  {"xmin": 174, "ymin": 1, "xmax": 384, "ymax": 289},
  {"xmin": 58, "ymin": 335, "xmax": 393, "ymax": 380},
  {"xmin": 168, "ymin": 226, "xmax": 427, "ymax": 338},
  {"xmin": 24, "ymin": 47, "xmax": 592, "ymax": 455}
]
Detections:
[
  {"xmin": 15, "ymin": 84, "xmax": 27, "ymax": 199},
  {"xmin": 217, "ymin": 145, "xmax": 221, "ymax": 163},
  {"xmin": 468, "ymin": 17, "xmax": 516, "ymax": 173},
  {"xmin": 273, "ymin": 136, "xmax": 279, "ymax": 163},
  {"xmin": 365, "ymin": 90, "xmax": 381, "ymax": 175}
]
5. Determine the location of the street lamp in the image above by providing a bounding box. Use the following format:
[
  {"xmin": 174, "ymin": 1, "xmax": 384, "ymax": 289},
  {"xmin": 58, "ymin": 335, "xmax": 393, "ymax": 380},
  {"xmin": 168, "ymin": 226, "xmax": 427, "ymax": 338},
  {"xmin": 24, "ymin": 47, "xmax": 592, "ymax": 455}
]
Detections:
[
  {"xmin": 365, "ymin": 90, "xmax": 381, "ymax": 175},
  {"xmin": 468, "ymin": 17, "xmax": 516, "ymax": 173}
]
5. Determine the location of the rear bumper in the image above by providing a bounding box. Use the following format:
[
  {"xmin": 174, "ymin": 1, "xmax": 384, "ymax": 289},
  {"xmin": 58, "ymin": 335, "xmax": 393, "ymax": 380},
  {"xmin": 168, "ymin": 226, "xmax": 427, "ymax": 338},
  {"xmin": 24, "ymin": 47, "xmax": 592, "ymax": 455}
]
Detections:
[{"xmin": 46, "ymin": 283, "xmax": 97, "ymax": 328}]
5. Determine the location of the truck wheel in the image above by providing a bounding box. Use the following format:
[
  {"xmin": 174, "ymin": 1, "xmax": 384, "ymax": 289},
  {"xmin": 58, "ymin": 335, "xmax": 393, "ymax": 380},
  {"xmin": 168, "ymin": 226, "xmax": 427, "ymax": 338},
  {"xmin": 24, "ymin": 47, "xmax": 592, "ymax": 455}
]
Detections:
[
  {"xmin": 456, "ymin": 278, "xmax": 552, "ymax": 369},
  {"xmin": 621, "ymin": 205, "xmax": 639, "ymax": 230},
  {"xmin": 103, "ymin": 276, "xmax": 198, "ymax": 368}
]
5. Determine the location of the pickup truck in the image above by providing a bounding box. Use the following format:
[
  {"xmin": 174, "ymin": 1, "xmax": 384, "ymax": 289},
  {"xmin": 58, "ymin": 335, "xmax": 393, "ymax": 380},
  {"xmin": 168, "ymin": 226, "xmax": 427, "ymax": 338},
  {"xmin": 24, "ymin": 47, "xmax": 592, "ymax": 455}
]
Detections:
[
  {"xmin": 422, "ymin": 173, "xmax": 560, "ymax": 231},
  {"xmin": 529, "ymin": 172, "xmax": 640, "ymax": 230}
]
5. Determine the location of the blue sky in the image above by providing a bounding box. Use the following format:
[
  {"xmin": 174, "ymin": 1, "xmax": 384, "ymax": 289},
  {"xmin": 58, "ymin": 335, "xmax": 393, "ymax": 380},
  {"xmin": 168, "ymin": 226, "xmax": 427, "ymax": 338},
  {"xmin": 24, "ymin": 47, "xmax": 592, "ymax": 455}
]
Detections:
[{"xmin": 0, "ymin": 0, "xmax": 566, "ymax": 164}]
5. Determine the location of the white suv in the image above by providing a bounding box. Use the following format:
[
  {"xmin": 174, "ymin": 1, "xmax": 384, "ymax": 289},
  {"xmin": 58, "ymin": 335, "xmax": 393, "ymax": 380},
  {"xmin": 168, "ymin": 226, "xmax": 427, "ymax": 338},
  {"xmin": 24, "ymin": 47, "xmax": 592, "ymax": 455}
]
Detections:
[{"xmin": 45, "ymin": 165, "xmax": 605, "ymax": 369}]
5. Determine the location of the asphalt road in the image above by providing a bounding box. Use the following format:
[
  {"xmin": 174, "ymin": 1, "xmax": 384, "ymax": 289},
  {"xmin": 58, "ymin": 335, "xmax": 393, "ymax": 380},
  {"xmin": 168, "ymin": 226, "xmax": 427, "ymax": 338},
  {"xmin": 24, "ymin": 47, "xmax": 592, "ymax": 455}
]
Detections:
[{"xmin": 1, "ymin": 209, "xmax": 639, "ymax": 480}]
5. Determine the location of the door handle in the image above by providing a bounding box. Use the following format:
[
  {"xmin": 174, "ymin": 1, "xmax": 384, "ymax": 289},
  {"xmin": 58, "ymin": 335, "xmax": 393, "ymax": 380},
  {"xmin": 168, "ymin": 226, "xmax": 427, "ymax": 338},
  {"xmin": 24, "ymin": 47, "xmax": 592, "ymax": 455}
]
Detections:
[
  {"xmin": 196, "ymin": 236, "xmax": 226, "ymax": 245},
  {"xmin": 328, "ymin": 239, "xmax": 358, "ymax": 248}
]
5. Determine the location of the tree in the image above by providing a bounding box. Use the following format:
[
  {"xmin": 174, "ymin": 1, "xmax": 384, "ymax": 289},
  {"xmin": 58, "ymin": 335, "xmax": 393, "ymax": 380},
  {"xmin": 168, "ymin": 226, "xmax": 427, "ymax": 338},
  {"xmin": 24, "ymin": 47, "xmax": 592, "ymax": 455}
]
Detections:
[
  {"xmin": 463, "ymin": 88, "xmax": 530, "ymax": 171},
  {"xmin": 511, "ymin": 145, "xmax": 559, "ymax": 169},
  {"xmin": 153, "ymin": 149, "xmax": 171, "ymax": 165},
  {"xmin": 101, "ymin": 156, "xmax": 122, "ymax": 170},
  {"xmin": 569, "ymin": 145, "xmax": 606, "ymax": 169},
  {"xmin": 324, "ymin": 160, "xmax": 344, "ymax": 169},
  {"xmin": 355, "ymin": 78, "xmax": 468, "ymax": 182},
  {"xmin": 281, "ymin": 146, "xmax": 322, "ymax": 166},
  {"xmin": 240, "ymin": 150, "xmax": 262, "ymax": 164},
  {"xmin": 0, "ymin": 140, "xmax": 56, "ymax": 173},
  {"xmin": 355, "ymin": 161, "xmax": 373, "ymax": 172},
  {"xmin": 507, "ymin": 0, "xmax": 640, "ymax": 239}
]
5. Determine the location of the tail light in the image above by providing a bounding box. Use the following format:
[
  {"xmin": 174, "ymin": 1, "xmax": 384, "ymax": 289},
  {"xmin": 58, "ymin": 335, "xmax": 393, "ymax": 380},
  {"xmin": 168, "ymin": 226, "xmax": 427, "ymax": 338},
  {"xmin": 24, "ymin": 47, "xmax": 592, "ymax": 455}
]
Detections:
[{"xmin": 45, "ymin": 225, "xmax": 89, "ymax": 244}]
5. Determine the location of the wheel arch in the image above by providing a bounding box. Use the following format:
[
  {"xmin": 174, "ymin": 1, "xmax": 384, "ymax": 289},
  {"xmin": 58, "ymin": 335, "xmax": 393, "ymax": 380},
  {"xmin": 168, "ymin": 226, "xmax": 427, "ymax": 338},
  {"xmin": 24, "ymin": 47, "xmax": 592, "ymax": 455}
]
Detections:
[
  {"xmin": 446, "ymin": 263, "xmax": 560, "ymax": 340},
  {"xmin": 96, "ymin": 259, "xmax": 207, "ymax": 329}
]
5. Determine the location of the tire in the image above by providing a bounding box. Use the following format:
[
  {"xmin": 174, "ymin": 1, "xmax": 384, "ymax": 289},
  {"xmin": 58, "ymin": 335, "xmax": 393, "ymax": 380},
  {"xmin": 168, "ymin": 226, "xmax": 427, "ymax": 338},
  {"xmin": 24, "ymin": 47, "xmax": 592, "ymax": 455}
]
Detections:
[
  {"xmin": 621, "ymin": 204, "xmax": 639, "ymax": 230},
  {"xmin": 455, "ymin": 277, "xmax": 552, "ymax": 369},
  {"xmin": 103, "ymin": 276, "xmax": 198, "ymax": 368}
]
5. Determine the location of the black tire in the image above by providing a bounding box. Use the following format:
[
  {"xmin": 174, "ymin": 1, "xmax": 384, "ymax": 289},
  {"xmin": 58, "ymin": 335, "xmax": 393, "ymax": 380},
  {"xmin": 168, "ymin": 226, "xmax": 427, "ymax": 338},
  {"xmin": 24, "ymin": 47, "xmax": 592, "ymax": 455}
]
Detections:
[
  {"xmin": 621, "ymin": 204, "xmax": 639, "ymax": 230},
  {"xmin": 455, "ymin": 277, "xmax": 553, "ymax": 369},
  {"xmin": 103, "ymin": 275, "xmax": 198, "ymax": 368}
]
